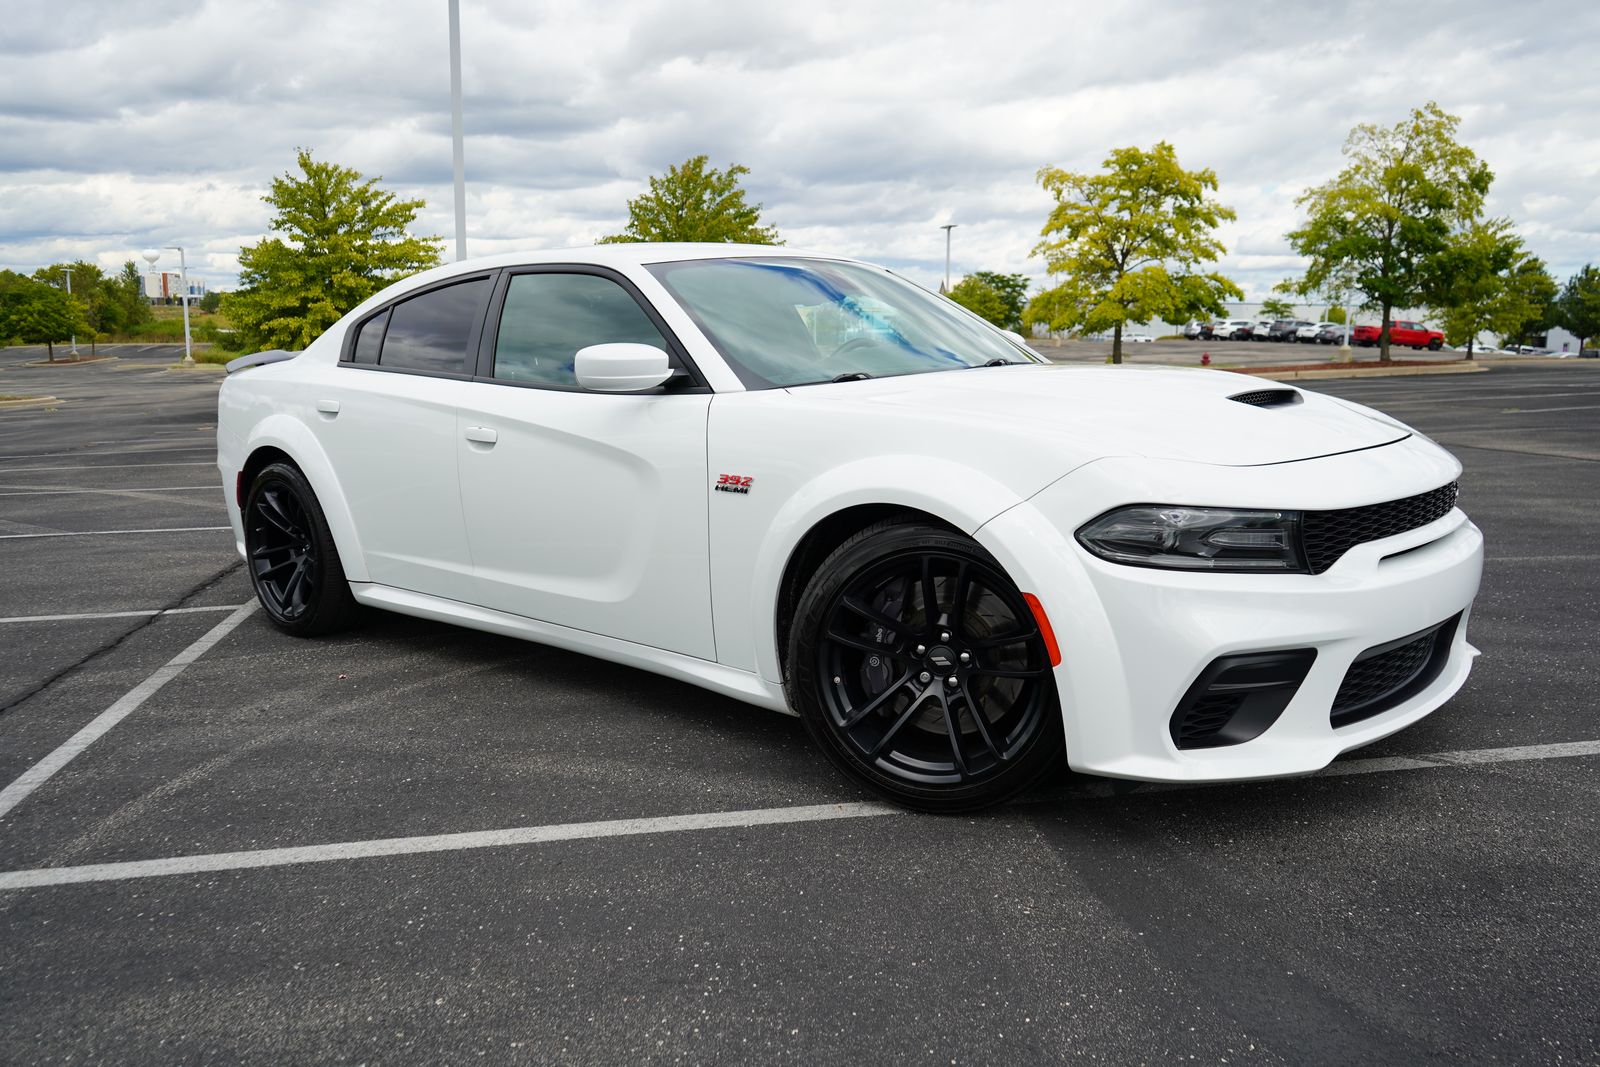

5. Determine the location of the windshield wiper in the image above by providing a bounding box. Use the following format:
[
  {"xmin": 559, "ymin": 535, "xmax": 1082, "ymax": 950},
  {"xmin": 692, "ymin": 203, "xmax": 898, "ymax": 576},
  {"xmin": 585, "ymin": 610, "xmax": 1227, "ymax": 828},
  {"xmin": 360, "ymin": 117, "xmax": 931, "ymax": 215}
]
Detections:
[
  {"xmin": 830, "ymin": 372, "xmax": 873, "ymax": 383},
  {"xmin": 979, "ymin": 358, "xmax": 1019, "ymax": 367}
]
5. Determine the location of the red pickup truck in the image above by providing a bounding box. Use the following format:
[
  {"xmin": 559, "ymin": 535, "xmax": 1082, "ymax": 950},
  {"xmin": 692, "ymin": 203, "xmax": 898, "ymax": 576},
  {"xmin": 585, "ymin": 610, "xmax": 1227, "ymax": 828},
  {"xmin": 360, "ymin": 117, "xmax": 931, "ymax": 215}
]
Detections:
[{"xmin": 1352, "ymin": 320, "xmax": 1444, "ymax": 350}]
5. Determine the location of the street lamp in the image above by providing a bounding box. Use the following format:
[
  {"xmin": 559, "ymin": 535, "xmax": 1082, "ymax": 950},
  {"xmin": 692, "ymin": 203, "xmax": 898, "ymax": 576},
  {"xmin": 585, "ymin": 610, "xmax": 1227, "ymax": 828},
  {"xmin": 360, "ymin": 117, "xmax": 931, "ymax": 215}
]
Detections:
[
  {"xmin": 62, "ymin": 268, "xmax": 79, "ymax": 357},
  {"xmin": 448, "ymin": 0, "xmax": 467, "ymax": 261},
  {"xmin": 142, "ymin": 247, "xmax": 194, "ymax": 364},
  {"xmin": 940, "ymin": 224, "xmax": 957, "ymax": 293}
]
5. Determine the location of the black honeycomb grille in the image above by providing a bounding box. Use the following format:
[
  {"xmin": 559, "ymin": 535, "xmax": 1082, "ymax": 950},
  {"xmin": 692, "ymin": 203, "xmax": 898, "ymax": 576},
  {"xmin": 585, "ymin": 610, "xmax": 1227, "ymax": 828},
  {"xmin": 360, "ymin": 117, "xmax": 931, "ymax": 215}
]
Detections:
[
  {"xmin": 1301, "ymin": 482, "xmax": 1459, "ymax": 574},
  {"xmin": 1172, "ymin": 693, "xmax": 1246, "ymax": 747},
  {"xmin": 1330, "ymin": 615, "xmax": 1459, "ymax": 728},
  {"xmin": 1229, "ymin": 388, "xmax": 1301, "ymax": 408}
]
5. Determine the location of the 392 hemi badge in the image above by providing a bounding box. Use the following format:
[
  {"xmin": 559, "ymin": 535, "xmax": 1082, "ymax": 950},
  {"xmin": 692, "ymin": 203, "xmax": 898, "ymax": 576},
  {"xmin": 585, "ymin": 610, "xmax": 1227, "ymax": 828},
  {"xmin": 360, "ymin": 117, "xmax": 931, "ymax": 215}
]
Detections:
[{"xmin": 715, "ymin": 473, "xmax": 753, "ymax": 495}]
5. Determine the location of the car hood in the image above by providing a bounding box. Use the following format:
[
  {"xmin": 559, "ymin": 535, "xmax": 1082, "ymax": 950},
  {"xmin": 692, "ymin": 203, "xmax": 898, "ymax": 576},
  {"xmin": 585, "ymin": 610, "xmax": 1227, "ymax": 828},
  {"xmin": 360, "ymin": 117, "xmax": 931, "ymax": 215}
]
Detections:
[{"xmin": 785, "ymin": 363, "xmax": 1408, "ymax": 467}]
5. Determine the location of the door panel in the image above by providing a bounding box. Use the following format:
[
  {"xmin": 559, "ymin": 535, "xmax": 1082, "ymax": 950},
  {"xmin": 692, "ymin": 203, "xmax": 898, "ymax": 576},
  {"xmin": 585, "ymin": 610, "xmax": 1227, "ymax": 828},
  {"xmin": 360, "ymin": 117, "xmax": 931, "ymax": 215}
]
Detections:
[
  {"xmin": 454, "ymin": 386, "xmax": 714, "ymax": 659},
  {"xmin": 315, "ymin": 369, "xmax": 475, "ymax": 597}
]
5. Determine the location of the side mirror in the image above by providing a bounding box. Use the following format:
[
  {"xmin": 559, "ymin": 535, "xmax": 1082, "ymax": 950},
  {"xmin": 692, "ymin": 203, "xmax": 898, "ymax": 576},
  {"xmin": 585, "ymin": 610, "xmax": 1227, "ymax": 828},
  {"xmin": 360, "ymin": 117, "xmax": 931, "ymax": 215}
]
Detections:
[{"xmin": 574, "ymin": 343, "xmax": 674, "ymax": 393}]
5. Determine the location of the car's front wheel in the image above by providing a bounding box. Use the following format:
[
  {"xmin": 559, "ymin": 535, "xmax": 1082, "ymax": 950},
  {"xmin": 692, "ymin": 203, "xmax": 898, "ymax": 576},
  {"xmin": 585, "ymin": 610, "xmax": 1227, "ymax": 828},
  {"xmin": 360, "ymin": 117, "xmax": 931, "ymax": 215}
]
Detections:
[
  {"xmin": 243, "ymin": 461, "xmax": 361, "ymax": 637},
  {"xmin": 787, "ymin": 520, "xmax": 1062, "ymax": 812}
]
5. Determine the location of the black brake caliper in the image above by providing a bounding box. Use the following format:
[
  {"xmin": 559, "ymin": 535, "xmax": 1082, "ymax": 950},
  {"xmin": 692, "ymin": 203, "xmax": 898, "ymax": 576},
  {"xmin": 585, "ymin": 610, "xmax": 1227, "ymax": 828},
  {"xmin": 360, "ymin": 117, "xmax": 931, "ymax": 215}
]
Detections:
[{"xmin": 858, "ymin": 580, "xmax": 904, "ymax": 696}]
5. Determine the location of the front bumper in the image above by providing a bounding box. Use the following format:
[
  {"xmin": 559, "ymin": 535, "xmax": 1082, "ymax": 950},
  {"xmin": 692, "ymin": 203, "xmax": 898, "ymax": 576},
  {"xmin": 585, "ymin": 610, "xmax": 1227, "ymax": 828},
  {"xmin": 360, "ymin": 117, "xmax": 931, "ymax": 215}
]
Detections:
[{"xmin": 974, "ymin": 437, "xmax": 1483, "ymax": 783}]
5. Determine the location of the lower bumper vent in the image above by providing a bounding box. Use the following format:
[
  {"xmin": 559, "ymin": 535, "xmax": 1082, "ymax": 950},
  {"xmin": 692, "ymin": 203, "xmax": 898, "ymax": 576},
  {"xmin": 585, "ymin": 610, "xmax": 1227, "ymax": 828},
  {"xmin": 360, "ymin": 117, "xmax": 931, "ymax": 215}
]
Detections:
[
  {"xmin": 1171, "ymin": 649, "xmax": 1317, "ymax": 750},
  {"xmin": 1330, "ymin": 614, "xmax": 1461, "ymax": 728}
]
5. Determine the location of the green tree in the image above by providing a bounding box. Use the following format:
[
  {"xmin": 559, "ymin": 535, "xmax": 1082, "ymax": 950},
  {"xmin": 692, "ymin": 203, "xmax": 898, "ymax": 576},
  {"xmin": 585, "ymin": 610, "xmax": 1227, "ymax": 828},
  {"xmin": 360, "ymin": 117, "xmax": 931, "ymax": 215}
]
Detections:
[
  {"xmin": 599, "ymin": 155, "xmax": 781, "ymax": 245},
  {"xmin": 1258, "ymin": 296, "xmax": 1295, "ymax": 319},
  {"xmin": 1496, "ymin": 257, "xmax": 1557, "ymax": 349},
  {"xmin": 947, "ymin": 274, "xmax": 1009, "ymax": 327},
  {"xmin": 111, "ymin": 261, "xmax": 153, "ymax": 331},
  {"xmin": 1025, "ymin": 142, "xmax": 1241, "ymax": 363},
  {"xmin": 970, "ymin": 271, "xmax": 1028, "ymax": 330},
  {"xmin": 1553, "ymin": 265, "xmax": 1600, "ymax": 351},
  {"xmin": 35, "ymin": 261, "xmax": 121, "ymax": 346},
  {"xmin": 198, "ymin": 290, "xmax": 222, "ymax": 313},
  {"xmin": 0, "ymin": 270, "xmax": 82, "ymax": 360},
  {"xmin": 224, "ymin": 149, "xmax": 443, "ymax": 351},
  {"xmin": 1430, "ymin": 219, "xmax": 1522, "ymax": 358},
  {"xmin": 1325, "ymin": 305, "xmax": 1348, "ymax": 324},
  {"xmin": 1283, "ymin": 102, "xmax": 1493, "ymax": 362}
]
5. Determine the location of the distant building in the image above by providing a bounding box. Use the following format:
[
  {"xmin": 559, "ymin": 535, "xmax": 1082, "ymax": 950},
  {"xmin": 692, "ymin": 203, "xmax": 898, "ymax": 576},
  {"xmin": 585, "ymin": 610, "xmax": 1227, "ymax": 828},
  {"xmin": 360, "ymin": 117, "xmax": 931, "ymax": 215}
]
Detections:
[{"xmin": 142, "ymin": 271, "xmax": 207, "ymax": 303}]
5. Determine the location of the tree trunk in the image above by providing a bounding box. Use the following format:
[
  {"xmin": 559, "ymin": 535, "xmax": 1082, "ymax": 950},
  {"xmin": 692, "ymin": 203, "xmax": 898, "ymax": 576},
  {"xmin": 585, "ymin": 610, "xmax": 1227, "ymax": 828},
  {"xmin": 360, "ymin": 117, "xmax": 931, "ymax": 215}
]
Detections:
[
  {"xmin": 46, "ymin": 340, "xmax": 54, "ymax": 362},
  {"xmin": 1111, "ymin": 322, "xmax": 1123, "ymax": 365},
  {"xmin": 1465, "ymin": 336, "xmax": 1475, "ymax": 360},
  {"xmin": 1378, "ymin": 301, "xmax": 1392, "ymax": 364}
]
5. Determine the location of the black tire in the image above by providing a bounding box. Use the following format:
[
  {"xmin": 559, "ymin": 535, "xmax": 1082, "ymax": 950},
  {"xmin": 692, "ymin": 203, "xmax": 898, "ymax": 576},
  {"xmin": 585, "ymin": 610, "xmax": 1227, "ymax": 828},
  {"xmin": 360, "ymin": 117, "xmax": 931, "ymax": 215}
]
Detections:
[
  {"xmin": 243, "ymin": 461, "xmax": 361, "ymax": 637},
  {"xmin": 787, "ymin": 520, "xmax": 1063, "ymax": 813},
  {"xmin": 1427, "ymin": 339, "xmax": 1442, "ymax": 350}
]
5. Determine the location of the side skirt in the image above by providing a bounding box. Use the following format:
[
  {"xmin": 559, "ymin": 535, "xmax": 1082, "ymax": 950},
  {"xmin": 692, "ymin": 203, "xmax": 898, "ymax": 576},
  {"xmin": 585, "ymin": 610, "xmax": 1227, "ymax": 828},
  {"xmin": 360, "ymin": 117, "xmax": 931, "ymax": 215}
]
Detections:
[{"xmin": 348, "ymin": 582, "xmax": 794, "ymax": 715}]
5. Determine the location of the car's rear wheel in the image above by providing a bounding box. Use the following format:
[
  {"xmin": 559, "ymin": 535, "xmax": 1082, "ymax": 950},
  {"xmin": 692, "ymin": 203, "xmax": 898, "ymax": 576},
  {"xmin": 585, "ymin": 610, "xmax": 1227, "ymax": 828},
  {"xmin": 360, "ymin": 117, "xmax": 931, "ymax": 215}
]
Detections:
[
  {"xmin": 1427, "ymin": 338, "xmax": 1442, "ymax": 350},
  {"xmin": 787, "ymin": 520, "xmax": 1062, "ymax": 812},
  {"xmin": 244, "ymin": 462, "xmax": 361, "ymax": 637}
]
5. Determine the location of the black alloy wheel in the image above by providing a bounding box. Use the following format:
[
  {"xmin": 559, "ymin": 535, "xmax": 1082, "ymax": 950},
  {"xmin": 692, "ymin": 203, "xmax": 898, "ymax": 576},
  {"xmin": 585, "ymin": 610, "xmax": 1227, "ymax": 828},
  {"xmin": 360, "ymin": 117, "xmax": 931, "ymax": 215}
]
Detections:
[
  {"xmin": 244, "ymin": 462, "xmax": 360, "ymax": 636},
  {"xmin": 788, "ymin": 520, "xmax": 1062, "ymax": 812}
]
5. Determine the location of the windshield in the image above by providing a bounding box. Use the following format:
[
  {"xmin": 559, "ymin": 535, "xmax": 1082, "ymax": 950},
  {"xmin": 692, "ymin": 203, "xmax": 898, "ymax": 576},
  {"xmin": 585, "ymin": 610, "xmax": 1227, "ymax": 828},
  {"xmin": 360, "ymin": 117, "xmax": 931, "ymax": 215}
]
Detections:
[{"xmin": 646, "ymin": 257, "xmax": 1032, "ymax": 388}]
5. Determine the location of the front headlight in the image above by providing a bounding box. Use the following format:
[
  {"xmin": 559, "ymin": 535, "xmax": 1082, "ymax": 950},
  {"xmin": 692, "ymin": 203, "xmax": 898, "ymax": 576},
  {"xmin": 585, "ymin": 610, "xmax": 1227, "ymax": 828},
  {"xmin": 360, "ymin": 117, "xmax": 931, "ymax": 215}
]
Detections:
[{"xmin": 1076, "ymin": 506, "xmax": 1306, "ymax": 573}]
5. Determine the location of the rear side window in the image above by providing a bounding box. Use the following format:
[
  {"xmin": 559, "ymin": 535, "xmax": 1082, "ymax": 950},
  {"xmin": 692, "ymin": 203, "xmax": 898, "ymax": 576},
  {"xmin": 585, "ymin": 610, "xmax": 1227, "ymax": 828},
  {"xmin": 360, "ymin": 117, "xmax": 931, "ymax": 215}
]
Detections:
[
  {"xmin": 350, "ymin": 309, "xmax": 387, "ymax": 364},
  {"xmin": 378, "ymin": 278, "xmax": 491, "ymax": 374},
  {"xmin": 492, "ymin": 272, "xmax": 669, "ymax": 388}
]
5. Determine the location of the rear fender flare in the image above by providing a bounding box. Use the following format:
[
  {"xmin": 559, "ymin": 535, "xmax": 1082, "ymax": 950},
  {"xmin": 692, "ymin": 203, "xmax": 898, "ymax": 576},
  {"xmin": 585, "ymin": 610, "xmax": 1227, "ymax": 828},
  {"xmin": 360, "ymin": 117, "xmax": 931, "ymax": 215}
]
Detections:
[{"xmin": 242, "ymin": 414, "xmax": 369, "ymax": 582}]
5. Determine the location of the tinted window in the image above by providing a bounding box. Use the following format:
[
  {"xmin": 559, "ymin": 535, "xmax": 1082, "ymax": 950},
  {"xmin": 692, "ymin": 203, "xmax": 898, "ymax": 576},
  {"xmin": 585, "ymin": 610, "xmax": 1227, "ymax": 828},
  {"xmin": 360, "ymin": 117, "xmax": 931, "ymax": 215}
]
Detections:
[
  {"xmin": 379, "ymin": 278, "xmax": 490, "ymax": 374},
  {"xmin": 493, "ymin": 273, "xmax": 669, "ymax": 388},
  {"xmin": 350, "ymin": 309, "xmax": 387, "ymax": 364}
]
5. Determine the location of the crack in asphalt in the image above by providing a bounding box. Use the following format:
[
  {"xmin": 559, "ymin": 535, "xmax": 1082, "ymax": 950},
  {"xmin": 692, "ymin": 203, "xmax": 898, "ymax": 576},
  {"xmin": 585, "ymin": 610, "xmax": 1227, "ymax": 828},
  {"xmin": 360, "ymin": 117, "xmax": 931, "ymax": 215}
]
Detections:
[{"xmin": 0, "ymin": 560, "xmax": 246, "ymax": 719}]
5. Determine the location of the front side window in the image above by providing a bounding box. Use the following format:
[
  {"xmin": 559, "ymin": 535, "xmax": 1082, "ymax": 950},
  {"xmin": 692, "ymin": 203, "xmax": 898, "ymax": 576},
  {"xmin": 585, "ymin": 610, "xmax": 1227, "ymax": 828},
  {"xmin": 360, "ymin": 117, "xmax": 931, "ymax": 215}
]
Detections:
[
  {"xmin": 378, "ymin": 278, "xmax": 491, "ymax": 374},
  {"xmin": 492, "ymin": 272, "xmax": 670, "ymax": 388},
  {"xmin": 646, "ymin": 257, "xmax": 1028, "ymax": 389}
]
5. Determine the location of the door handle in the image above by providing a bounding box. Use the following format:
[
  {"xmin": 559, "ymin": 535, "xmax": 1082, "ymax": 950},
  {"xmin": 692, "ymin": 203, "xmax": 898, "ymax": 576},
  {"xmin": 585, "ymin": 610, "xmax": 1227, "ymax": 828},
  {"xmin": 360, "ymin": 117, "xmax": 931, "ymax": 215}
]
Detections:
[
  {"xmin": 464, "ymin": 426, "xmax": 498, "ymax": 446},
  {"xmin": 315, "ymin": 399, "xmax": 340, "ymax": 417}
]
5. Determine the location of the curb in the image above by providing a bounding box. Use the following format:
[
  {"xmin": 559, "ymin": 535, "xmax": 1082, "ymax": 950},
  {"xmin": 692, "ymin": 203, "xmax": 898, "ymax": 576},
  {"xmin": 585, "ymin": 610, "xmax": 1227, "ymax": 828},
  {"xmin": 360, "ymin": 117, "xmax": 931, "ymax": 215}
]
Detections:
[
  {"xmin": 0, "ymin": 395, "xmax": 60, "ymax": 409},
  {"xmin": 22, "ymin": 356, "xmax": 118, "ymax": 368},
  {"xmin": 165, "ymin": 362, "xmax": 226, "ymax": 373},
  {"xmin": 1242, "ymin": 362, "xmax": 1490, "ymax": 382}
]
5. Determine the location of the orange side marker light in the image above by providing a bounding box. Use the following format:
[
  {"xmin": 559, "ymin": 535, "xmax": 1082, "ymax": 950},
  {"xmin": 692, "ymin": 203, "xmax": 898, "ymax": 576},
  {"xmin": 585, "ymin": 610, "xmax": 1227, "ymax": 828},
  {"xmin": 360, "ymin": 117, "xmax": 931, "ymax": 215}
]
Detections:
[{"xmin": 1022, "ymin": 593, "xmax": 1062, "ymax": 667}]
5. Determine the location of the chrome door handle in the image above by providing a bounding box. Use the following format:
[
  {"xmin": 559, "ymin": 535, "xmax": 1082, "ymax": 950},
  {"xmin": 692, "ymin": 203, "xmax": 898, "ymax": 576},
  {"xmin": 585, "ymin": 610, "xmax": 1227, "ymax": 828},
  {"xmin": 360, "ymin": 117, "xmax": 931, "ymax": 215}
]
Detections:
[{"xmin": 464, "ymin": 426, "xmax": 498, "ymax": 445}]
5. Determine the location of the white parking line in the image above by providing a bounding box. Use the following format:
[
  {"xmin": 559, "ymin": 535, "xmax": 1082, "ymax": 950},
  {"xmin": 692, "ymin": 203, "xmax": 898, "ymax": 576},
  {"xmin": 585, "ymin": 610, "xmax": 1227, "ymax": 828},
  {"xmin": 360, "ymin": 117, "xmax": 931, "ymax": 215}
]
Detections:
[
  {"xmin": 1, "ymin": 736, "xmax": 1595, "ymax": 891},
  {"xmin": 0, "ymin": 604, "xmax": 247, "ymax": 625},
  {"xmin": 0, "ymin": 602, "xmax": 258, "ymax": 823},
  {"xmin": 0, "ymin": 526, "xmax": 231, "ymax": 540},
  {"xmin": 0, "ymin": 446, "xmax": 214, "ymax": 462},
  {"xmin": 1497, "ymin": 404, "xmax": 1600, "ymax": 414},
  {"xmin": 0, "ymin": 462, "xmax": 215, "ymax": 473},
  {"xmin": 0, "ymin": 486, "xmax": 217, "ymax": 498}
]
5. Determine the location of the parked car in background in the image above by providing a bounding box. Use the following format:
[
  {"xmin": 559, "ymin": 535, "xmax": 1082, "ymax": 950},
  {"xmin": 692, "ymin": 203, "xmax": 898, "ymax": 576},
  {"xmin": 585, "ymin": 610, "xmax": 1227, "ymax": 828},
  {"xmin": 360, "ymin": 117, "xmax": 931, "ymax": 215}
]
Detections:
[
  {"xmin": 1315, "ymin": 325, "xmax": 1346, "ymax": 344},
  {"xmin": 1215, "ymin": 320, "xmax": 1254, "ymax": 340},
  {"xmin": 1267, "ymin": 320, "xmax": 1310, "ymax": 343},
  {"xmin": 1248, "ymin": 321, "xmax": 1275, "ymax": 341},
  {"xmin": 1351, "ymin": 320, "xmax": 1444, "ymax": 350},
  {"xmin": 1298, "ymin": 321, "xmax": 1338, "ymax": 343},
  {"xmin": 1126, "ymin": 332, "xmax": 1154, "ymax": 344},
  {"xmin": 1182, "ymin": 320, "xmax": 1211, "ymax": 340}
]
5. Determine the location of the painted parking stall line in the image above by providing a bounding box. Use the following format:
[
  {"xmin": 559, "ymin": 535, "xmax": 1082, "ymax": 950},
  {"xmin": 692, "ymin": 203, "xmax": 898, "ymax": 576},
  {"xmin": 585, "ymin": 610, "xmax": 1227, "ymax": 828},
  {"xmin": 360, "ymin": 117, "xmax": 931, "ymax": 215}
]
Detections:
[
  {"xmin": 0, "ymin": 604, "xmax": 248, "ymax": 625},
  {"xmin": 2, "ymin": 736, "xmax": 1596, "ymax": 891},
  {"xmin": 0, "ymin": 602, "xmax": 258, "ymax": 822},
  {"xmin": 0, "ymin": 526, "xmax": 232, "ymax": 540},
  {"xmin": 0, "ymin": 486, "xmax": 219, "ymax": 498}
]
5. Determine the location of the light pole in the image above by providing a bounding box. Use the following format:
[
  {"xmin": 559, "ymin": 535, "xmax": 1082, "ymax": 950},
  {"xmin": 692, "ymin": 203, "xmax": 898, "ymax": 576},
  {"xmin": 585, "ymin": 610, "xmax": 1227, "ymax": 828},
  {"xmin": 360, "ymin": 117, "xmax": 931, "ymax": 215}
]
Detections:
[
  {"xmin": 62, "ymin": 268, "xmax": 79, "ymax": 357},
  {"xmin": 940, "ymin": 224, "xmax": 957, "ymax": 293},
  {"xmin": 142, "ymin": 247, "xmax": 194, "ymax": 364},
  {"xmin": 448, "ymin": 0, "xmax": 467, "ymax": 262}
]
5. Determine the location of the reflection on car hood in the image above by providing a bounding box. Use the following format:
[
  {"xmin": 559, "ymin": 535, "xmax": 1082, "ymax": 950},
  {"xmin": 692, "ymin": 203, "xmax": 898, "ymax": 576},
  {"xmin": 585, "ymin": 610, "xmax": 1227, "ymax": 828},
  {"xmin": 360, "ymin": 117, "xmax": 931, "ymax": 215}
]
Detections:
[{"xmin": 785, "ymin": 363, "xmax": 1408, "ymax": 467}]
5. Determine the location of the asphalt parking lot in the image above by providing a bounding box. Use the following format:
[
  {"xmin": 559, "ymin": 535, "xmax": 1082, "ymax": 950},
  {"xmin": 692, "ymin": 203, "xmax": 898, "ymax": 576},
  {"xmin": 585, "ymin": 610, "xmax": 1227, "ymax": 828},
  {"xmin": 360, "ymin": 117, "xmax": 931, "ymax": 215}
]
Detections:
[{"xmin": 1, "ymin": 345, "xmax": 1598, "ymax": 1064}]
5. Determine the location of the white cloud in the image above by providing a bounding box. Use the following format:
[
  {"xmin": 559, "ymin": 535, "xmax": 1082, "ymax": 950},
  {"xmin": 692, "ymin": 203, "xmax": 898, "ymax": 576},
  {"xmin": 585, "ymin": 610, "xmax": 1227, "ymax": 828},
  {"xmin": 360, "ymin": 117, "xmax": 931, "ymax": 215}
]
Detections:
[{"xmin": 2, "ymin": 0, "xmax": 1596, "ymax": 299}]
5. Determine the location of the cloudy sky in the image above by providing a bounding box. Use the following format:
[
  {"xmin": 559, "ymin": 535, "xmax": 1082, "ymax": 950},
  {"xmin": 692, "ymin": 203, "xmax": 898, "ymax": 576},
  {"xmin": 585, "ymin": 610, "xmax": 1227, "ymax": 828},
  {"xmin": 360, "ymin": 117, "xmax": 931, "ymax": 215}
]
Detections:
[{"xmin": 2, "ymin": 0, "xmax": 1596, "ymax": 299}]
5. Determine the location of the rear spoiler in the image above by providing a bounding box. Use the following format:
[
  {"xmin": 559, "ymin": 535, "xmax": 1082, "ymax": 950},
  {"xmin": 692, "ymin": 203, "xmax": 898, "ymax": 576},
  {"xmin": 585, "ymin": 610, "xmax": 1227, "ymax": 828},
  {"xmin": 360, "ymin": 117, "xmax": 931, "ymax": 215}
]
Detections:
[{"xmin": 225, "ymin": 349, "xmax": 298, "ymax": 374}]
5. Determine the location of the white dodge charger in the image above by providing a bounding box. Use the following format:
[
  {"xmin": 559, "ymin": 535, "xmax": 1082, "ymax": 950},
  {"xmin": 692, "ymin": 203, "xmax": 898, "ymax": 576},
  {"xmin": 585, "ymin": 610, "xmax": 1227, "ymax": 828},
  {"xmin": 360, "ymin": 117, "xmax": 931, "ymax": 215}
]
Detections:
[{"xmin": 218, "ymin": 244, "xmax": 1483, "ymax": 811}]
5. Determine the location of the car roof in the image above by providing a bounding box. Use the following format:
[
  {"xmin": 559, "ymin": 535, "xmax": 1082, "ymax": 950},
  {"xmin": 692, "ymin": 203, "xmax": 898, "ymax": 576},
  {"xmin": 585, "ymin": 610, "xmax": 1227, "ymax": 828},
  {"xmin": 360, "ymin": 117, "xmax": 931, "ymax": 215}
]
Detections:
[{"xmin": 443, "ymin": 242, "xmax": 858, "ymax": 271}]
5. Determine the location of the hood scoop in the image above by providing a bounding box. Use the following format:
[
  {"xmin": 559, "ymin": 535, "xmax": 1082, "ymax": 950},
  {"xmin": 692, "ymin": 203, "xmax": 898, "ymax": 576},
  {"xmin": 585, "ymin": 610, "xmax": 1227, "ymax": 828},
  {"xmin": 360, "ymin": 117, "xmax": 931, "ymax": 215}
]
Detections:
[{"xmin": 1229, "ymin": 388, "xmax": 1302, "ymax": 408}]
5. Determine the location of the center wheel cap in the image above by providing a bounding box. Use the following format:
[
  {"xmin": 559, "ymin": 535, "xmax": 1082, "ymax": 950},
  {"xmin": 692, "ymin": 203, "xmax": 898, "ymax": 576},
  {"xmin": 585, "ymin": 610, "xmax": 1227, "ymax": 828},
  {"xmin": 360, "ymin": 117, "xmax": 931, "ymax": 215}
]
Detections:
[{"xmin": 925, "ymin": 645, "xmax": 957, "ymax": 670}]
